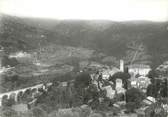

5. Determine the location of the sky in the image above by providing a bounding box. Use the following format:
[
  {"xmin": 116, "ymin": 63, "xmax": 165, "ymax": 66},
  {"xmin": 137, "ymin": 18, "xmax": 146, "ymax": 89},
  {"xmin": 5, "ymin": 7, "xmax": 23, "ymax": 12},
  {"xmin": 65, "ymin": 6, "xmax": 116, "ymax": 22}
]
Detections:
[{"xmin": 0, "ymin": 0, "xmax": 168, "ymax": 21}]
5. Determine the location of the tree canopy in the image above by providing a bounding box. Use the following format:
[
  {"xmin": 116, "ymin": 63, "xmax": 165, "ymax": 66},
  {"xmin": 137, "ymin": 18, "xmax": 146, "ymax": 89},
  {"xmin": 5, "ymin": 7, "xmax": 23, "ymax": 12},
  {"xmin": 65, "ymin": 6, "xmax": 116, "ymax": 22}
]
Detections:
[
  {"xmin": 1, "ymin": 55, "xmax": 19, "ymax": 67},
  {"xmin": 74, "ymin": 72, "xmax": 92, "ymax": 89},
  {"xmin": 125, "ymin": 88, "xmax": 145, "ymax": 112},
  {"xmin": 147, "ymin": 70, "xmax": 159, "ymax": 79}
]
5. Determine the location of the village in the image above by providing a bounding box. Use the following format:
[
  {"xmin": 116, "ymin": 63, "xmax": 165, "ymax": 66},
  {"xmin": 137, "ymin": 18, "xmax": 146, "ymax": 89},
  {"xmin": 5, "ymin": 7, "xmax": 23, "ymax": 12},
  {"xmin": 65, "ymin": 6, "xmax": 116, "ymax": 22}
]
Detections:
[
  {"xmin": 0, "ymin": 57, "xmax": 168, "ymax": 117},
  {"xmin": 0, "ymin": 2, "xmax": 168, "ymax": 116},
  {"xmin": 79, "ymin": 60, "xmax": 168, "ymax": 116}
]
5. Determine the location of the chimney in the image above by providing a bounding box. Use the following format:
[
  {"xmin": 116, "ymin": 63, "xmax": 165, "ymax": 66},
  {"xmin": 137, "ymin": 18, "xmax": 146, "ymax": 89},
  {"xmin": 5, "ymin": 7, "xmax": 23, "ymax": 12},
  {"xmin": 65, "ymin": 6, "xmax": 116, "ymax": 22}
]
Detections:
[{"xmin": 120, "ymin": 59, "xmax": 124, "ymax": 72}]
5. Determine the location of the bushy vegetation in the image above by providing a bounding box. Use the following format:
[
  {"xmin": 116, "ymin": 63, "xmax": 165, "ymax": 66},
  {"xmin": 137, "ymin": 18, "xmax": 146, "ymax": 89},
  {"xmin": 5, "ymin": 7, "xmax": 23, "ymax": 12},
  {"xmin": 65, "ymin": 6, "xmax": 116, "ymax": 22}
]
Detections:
[
  {"xmin": 0, "ymin": 105, "xmax": 109, "ymax": 117},
  {"xmin": 125, "ymin": 88, "xmax": 145, "ymax": 112},
  {"xmin": 146, "ymin": 69, "xmax": 168, "ymax": 98},
  {"xmin": 1, "ymin": 55, "xmax": 19, "ymax": 67}
]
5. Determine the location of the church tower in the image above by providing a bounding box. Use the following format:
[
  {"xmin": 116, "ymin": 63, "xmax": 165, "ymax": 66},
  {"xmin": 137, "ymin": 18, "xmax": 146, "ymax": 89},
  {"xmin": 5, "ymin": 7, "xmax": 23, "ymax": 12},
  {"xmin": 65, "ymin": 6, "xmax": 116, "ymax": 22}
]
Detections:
[{"xmin": 120, "ymin": 59, "xmax": 124, "ymax": 72}]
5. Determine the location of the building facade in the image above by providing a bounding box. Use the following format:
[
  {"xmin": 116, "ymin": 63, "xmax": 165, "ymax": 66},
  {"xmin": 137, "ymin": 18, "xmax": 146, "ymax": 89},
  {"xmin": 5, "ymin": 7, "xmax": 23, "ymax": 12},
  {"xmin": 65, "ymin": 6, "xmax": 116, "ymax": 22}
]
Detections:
[{"xmin": 128, "ymin": 64, "xmax": 151, "ymax": 76}]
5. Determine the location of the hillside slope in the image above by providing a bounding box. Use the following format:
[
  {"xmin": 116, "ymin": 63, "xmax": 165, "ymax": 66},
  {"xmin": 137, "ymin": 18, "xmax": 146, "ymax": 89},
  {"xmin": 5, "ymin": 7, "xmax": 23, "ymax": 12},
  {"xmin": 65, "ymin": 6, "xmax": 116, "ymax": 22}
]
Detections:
[{"xmin": 0, "ymin": 15, "xmax": 168, "ymax": 67}]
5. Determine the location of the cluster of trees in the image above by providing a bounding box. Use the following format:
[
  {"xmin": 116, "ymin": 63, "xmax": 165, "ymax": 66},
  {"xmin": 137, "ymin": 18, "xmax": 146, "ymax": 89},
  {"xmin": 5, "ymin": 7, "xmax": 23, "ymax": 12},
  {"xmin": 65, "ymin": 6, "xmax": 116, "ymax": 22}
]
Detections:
[
  {"xmin": 0, "ymin": 72, "xmax": 33, "ymax": 93},
  {"xmin": 0, "ymin": 104, "xmax": 108, "ymax": 117},
  {"xmin": 0, "ymin": 74, "xmax": 19, "ymax": 92},
  {"xmin": 125, "ymin": 88, "xmax": 145, "ymax": 113},
  {"xmin": 1, "ymin": 55, "xmax": 19, "ymax": 67},
  {"xmin": 36, "ymin": 81, "xmax": 82, "ymax": 112},
  {"xmin": 0, "ymin": 106, "xmax": 48, "ymax": 117},
  {"xmin": 147, "ymin": 70, "xmax": 168, "ymax": 98},
  {"xmin": 0, "ymin": 53, "xmax": 19, "ymax": 91},
  {"xmin": 34, "ymin": 71, "xmax": 114, "ymax": 112},
  {"xmin": 147, "ymin": 78, "xmax": 168, "ymax": 98}
]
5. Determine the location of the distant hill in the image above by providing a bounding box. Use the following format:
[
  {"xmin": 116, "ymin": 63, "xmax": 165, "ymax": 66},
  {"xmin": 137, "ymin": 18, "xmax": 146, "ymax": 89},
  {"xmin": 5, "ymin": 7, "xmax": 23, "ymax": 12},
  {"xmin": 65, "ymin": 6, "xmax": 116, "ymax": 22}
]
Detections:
[{"xmin": 0, "ymin": 15, "xmax": 168, "ymax": 67}]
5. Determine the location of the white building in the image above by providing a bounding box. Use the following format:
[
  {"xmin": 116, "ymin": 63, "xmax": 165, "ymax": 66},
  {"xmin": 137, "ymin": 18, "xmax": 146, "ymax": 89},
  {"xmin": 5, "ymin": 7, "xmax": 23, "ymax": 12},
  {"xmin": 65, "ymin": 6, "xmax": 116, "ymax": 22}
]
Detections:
[
  {"xmin": 115, "ymin": 79, "xmax": 126, "ymax": 94},
  {"xmin": 116, "ymin": 79, "xmax": 123, "ymax": 88},
  {"xmin": 129, "ymin": 76, "xmax": 151, "ymax": 90},
  {"xmin": 120, "ymin": 59, "xmax": 124, "ymax": 72},
  {"xmin": 128, "ymin": 64, "xmax": 151, "ymax": 76},
  {"xmin": 102, "ymin": 85, "xmax": 116, "ymax": 99},
  {"xmin": 137, "ymin": 76, "xmax": 151, "ymax": 89},
  {"xmin": 9, "ymin": 51, "xmax": 31, "ymax": 58}
]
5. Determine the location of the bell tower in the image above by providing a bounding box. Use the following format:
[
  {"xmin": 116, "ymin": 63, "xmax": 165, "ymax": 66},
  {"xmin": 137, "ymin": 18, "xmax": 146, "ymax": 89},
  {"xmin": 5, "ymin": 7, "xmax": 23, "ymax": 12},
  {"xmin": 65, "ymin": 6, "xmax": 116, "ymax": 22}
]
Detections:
[{"xmin": 120, "ymin": 59, "xmax": 124, "ymax": 72}]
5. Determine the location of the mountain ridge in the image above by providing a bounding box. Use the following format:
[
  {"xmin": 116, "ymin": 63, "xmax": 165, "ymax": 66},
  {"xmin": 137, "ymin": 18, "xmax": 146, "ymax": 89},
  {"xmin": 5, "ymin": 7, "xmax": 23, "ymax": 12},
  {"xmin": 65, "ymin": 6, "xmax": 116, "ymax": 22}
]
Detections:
[{"xmin": 0, "ymin": 14, "xmax": 168, "ymax": 67}]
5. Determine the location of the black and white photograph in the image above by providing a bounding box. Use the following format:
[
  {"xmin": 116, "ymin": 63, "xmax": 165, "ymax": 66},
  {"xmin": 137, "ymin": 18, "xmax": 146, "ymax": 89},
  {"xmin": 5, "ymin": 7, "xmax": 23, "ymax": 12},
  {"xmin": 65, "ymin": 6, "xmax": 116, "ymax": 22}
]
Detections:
[{"xmin": 0, "ymin": 0, "xmax": 168, "ymax": 116}]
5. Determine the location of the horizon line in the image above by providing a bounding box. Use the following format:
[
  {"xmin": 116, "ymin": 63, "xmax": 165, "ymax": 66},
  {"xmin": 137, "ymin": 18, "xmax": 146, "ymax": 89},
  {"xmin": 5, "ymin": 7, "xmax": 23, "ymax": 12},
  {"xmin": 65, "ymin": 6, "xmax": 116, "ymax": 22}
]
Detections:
[{"xmin": 1, "ymin": 13, "xmax": 168, "ymax": 23}]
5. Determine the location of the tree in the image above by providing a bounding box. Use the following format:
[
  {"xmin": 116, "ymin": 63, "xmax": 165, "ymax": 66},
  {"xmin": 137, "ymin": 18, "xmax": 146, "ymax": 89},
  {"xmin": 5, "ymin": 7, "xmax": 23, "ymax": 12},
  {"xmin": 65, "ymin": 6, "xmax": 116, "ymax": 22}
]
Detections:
[
  {"xmin": 147, "ymin": 79, "xmax": 162, "ymax": 98},
  {"xmin": 0, "ymin": 107, "xmax": 18, "ymax": 117},
  {"xmin": 110, "ymin": 72, "xmax": 131, "ymax": 81},
  {"xmin": 1, "ymin": 55, "xmax": 19, "ymax": 67},
  {"xmin": 147, "ymin": 84, "xmax": 157, "ymax": 98},
  {"xmin": 160, "ymin": 79, "xmax": 168, "ymax": 97},
  {"xmin": 74, "ymin": 72, "xmax": 91, "ymax": 98},
  {"xmin": 146, "ymin": 102, "xmax": 167, "ymax": 117},
  {"xmin": 125, "ymin": 102, "xmax": 137, "ymax": 113},
  {"xmin": 2, "ymin": 96, "xmax": 16, "ymax": 107},
  {"xmin": 147, "ymin": 70, "xmax": 159, "ymax": 79},
  {"xmin": 74, "ymin": 72, "xmax": 91, "ymax": 89},
  {"xmin": 125, "ymin": 88, "xmax": 145, "ymax": 112},
  {"xmin": 31, "ymin": 107, "xmax": 48, "ymax": 117},
  {"xmin": 124, "ymin": 41, "xmax": 152, "ymax": 65}
]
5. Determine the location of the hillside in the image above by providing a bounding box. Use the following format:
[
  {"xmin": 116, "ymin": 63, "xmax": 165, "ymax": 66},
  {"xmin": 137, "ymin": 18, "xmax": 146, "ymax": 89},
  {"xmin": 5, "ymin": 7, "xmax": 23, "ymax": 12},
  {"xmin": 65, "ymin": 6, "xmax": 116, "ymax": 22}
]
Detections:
[{"xmin": 0, "ymin": 15, "xmax": 168, "ymax": 68}]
